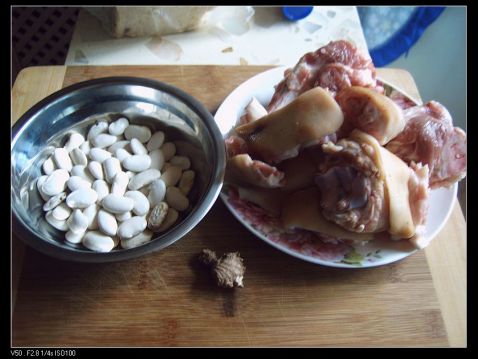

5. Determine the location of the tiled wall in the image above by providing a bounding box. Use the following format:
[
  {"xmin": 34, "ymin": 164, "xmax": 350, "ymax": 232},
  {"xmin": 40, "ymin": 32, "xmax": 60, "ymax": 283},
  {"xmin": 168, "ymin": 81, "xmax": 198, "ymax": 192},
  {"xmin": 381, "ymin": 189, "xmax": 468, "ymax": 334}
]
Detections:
[{"xmin": 12, "ymin": 7, "xmax": 80, "ymax": 84}]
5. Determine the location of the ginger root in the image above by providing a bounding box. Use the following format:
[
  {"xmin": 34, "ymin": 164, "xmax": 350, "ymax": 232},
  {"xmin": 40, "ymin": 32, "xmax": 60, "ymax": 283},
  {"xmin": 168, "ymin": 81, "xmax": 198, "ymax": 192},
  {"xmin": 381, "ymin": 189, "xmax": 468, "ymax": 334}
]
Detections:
[{"xmin": 198, "ymin": 249, "xmax": 246, "ymax": 288}]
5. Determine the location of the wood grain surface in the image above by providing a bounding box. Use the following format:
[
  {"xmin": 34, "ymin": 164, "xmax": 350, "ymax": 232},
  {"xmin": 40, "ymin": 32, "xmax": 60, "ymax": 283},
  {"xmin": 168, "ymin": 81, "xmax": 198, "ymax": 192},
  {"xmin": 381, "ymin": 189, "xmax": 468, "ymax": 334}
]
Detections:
[
  {"xmin": 11, "ymin": 65, "xmax": 466, "ymax": 347},
  {"xmin": 11, "ymin": 66, "xmax": 67, "ymax": 310}
]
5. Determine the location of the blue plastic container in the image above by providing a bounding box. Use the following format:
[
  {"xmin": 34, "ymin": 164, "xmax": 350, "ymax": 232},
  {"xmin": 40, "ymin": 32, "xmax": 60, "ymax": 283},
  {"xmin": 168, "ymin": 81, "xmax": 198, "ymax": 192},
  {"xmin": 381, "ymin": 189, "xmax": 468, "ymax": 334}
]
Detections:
[{"xmin": 282, "ymin": 6, "xmax": 314, "ymax": 21}]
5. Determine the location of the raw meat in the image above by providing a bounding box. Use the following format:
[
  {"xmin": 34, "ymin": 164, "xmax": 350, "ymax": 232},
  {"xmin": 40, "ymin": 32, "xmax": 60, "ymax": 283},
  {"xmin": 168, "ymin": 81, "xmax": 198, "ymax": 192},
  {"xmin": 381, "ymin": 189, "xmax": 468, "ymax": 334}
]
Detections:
[
  {"xmin": 312, "ymin": 131, "xmax": 429, "ymax": 239},
  {"xmin": 225, "ymin": 154, "xmax": 285, "ymax": 188},
  {"xmin": 267, "ymin": 40, "xmax": 381, "ymax": 112},
  {"xmin": 386, "ymin": 101, "xmax": 466, "ymax": 188},
  {"xmin": 336, "ymin": 86, "xmax": 405, "ymax": 145},
  {"xmin": 235, "ymin": 87, "xmax": 343, "ymax": 164}
]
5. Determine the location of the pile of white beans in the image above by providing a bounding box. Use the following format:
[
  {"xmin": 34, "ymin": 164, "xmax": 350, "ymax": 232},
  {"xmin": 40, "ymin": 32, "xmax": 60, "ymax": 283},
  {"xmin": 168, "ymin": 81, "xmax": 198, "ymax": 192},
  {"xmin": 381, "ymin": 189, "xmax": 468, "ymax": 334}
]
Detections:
[{"xmin": 35, "ymin": 116, "xmax": 195, "ymax": 252}]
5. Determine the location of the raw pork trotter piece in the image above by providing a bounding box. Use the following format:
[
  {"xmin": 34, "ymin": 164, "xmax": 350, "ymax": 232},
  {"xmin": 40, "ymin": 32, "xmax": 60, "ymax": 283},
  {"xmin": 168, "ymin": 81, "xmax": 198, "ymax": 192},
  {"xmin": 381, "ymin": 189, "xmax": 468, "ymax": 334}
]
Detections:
[
  {"xmin": 236, "ymin": 186, "xmax": 284, "ymax": 217},
  {"xmin": 267, "ymin": 40, "xmax": 381, "ymax": 112},
  {"xmin": 336, "ymin": 86, "xmax": 405, "ymax": 145},
  {"xmin": 281, "ymin": 187, "xmax": 376, "ymax": 242},
  {"xmin": 225, "ymin": 154, "xmax": 285, "ymax": 188},
  {"xmin": 385, "ymin": 101, "xmax": 467, "ymax": 189},
  {"xmin": 281, "ymin": 130, "xmax": 430, "ymax": 243},
  {"xmin": 238, "ymin": 97, "xmax": 268, "ymax": 126},
  {"xmin": 234, "ymin": 87, "xmax": 344, "ymax": 164},
  {"xmin": 277, "ymin": 150, "xmax": 318, "ymax": 193},
  {"xmin": 225, "ymin": 135, "xmax": 248, "ymax": 158}
]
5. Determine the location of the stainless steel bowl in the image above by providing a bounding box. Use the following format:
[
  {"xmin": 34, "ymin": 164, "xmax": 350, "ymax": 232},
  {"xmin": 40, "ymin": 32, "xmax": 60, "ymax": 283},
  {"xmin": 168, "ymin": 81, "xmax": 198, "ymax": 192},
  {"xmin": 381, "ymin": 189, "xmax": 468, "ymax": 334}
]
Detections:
[{"xmin": 12, "ymin": 77, "xmax": 226, "ymax": 262}]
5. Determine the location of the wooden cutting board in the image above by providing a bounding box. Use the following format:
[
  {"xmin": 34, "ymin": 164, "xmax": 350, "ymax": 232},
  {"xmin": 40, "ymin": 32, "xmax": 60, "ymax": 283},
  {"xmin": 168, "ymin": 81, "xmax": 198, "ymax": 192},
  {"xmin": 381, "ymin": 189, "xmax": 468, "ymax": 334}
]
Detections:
[{"xmin": 11, "ymin": 65, "xmax": 466, "ymax": 347}]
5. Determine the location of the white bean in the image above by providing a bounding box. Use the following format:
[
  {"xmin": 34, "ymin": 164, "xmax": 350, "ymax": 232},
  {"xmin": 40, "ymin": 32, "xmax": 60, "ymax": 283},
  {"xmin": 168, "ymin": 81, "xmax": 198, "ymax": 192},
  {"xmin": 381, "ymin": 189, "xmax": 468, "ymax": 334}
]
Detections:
[
  {"xmin": 103, "ymin": 157, "xmax": 122, "ymax": 183},
  {"xmin": 162, "ymin": 163, "xmax": 172, "ymax": 172},
  {"xmin": 161, "ymin": 142, "xmax": 176, "ymax": 161},
  {"xmin": 89, "ymin": 148, "xmax": 112, "ymax": 163},
  {"xmin": 97, "ymin": 209, "xmax": 118, "ymax": 237},
  {"xmin": 79, "ymin": 141, "xmax": 90, "ymax": 155},
  {"xmin": 65, "ymin": 230, "xmax": 85, "ymax": 244},
  {"xmin": 91, "ymin": 133, "xmax": 118, "ymax": 148},
  {"xmin": 45, "ymin": 211, "xmax": 69, "ymax": 231},
  {"xmin": 51, "ymin": 202, "xmax": 72, "ymax": 221},
  {"xmin": 42, "ymin": 169, "xmax": 70, "ymax": 196},
  {"xmin": 128, "ymin": 169, "xmax": 161, "ymax": 190},
  {"xmin": 124, "ymin": 125, "xmax": 151, "ymax": 143},
  {"xmin": 122, "ymin": 154, "xmax": 151, "ymax": 172},
  {"xmin": 111, "ymin": 171, "xmax": 129, "ymax": 196},
  {"xmin": 124, "ymin": 191, "xmax": 150, "ymax": 216},
  {"xmin": 53, "ymin": 148, "xmax": 73, "ymax": 171},
  {"xmin": 82, "ymin": 231, "xmax": 115, "ymax": 252},
  {"xmin": 117, "ymin": 216, "xmax": 147, "ymax": 239},
  {"xmin": 108, "ymin": 117, "xmax": 129, "ymax": 136},
  {"xmin": 71, "ymin": 165, "xmax": 95, "ymax": 182},
  {"xmin": 87, "ymin": 121, "xmax": 108, "ymax": 141},
  {"xmin": 43, "ymin": 192, "xmax": 66, "ymax": 211},
  {"xmin": 70, "ymin": 148, "xmax": 88, "ymax": 166},
  {"xmin": 147, "ymin": 202, "xmax": 169, "ymax": 231},
  {"xmin": 33, "ymin": 111, "xmax": 199, "ymax": 252},
  {"xmin": 149, "ymin": 149, "xmax": 165, "ymax": 170},
  {"xmin": 114, "ymin": 148, "xmax": 132, "ymax": 163},
  {"xmin": 64, "ymin": 132, "xmax": 85, "ymax": 152},
  {"xmin": 165, "ymin": 187, "xmax": 189, "ymax": 211},
  {"xmin": 67, "ymin": 209, "xmax": 89, "ymax": 233},
  {"xmin": 179, "ymin": 170, "xmax": 195, "ymax": 196},
  {"xmin": 160, "ymin": 165, "xmax": 182, "ymax": 187},
  {"xmin": 112, "ymin": 236, "xmax": 120, "ymax": 249},
  {"xmin": 66, "ymin": 188, "xmax": 98, "ymax": 209},
  {"xmin": 83, "ymin": 203, "xmax": 100, "ymax": 230},
  {"xmin": 130, "ymin": 138, "xmax": 148, "ymax": 155},
  {"xmin": 157, "ymin": 208, "xmax": 179, "ymax": 232},
  {"xmin": 101, "ymin": 194, "xmax": 135, "ymax": 213},
  {"xmin": 88, "ymin": 161, "xmax": 104, "ymax": 180},
  {"xmin": 147, "ymin": 131, "xmax": 165, "ymax": 151},
  {"xmin": 115, "ymin": 211, "xmax": 132, "ymax": 222},
  {"xmin": 148, "ymin": 179, "xmax": 166, "ymax": 206},
  {"xmin": 92, "ymin": 180, "xmax": 109, "ymax": 202},
  {"xmin": 67, "ymin": 176, "xmax": 92, "ymax": 192},
  {"xmin": 170, "ymin": 156, "xmax": 191, "ymax": 170},
  {"xmin": 36, "ymin": 175, "xmax": 51, "ymax": 201},
  {"xmin": 121, "ymin": 230, "xmax": 153, "ymax": 249},
  {"xmin": 138, "ymin": 186, "xmax": 150, "ymax": 197},
  {"xmin": 42, "ymin": 156, "xmax": 56, "ymax": 175},
  {"xmin": 108, "ymin": 140, "xmax": 131, "ymax": 153}
]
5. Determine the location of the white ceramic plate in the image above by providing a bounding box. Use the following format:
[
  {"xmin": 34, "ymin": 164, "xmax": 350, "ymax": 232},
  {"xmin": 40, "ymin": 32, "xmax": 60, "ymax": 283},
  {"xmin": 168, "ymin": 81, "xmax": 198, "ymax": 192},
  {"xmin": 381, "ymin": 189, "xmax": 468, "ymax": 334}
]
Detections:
[{"xmin": 214, "ymin": 66, "xmax": 457, "ymax": 268}]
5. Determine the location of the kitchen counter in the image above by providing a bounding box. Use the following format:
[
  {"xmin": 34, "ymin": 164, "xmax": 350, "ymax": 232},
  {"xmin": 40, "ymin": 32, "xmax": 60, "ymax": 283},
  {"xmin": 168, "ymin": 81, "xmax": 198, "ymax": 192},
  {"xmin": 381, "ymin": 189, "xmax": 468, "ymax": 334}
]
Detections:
[{"xmin": 65, "ymin": 6, "xmax": 368, "ymax": 67}]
